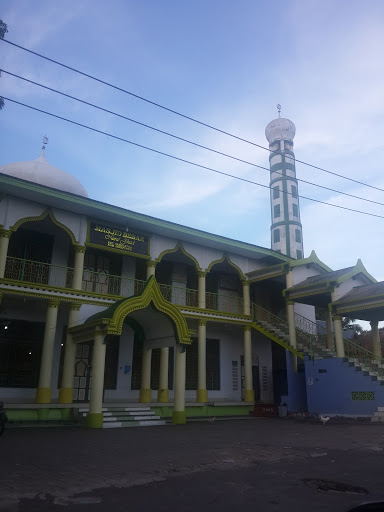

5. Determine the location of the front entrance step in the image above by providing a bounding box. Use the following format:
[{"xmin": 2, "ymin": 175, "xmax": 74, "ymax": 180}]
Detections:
[
  {"xmin": 78, "ymin": 406, "xmax": 166, "ymax": 428},
  {"xmin": 371, "ymin": 407, "xmax": 384, "ymax": 422},
  {"xmin": 103, "ymin": 420, "xmax": 166, "ymax": 428}
]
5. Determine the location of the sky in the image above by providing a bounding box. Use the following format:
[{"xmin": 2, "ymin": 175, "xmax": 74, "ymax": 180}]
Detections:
[{"xmin": 1, "ymin": 0, "xmax": 384, "ymax": 301}]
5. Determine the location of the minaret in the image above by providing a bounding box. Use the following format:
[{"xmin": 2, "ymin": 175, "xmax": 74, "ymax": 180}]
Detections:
[{"xmin": 265, "ymin": 107, "xmax": 303, "ymax": 259}]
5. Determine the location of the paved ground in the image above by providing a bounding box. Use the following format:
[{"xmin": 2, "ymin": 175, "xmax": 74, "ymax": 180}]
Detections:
[{"xmin": 2, "ymin": 417, "xmax": 384, "ymax": 511}]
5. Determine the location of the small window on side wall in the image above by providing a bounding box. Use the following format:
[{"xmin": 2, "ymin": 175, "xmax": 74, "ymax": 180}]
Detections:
[
  {"xmin": 297, "ymin": 249, "xmax": 302, "ymax": 259},
  {"xmin": 292, "ymin": 204, "xmax": 298, "ymax": 218},
  {"xmin": 273, "ymin": 229, "xmax": 280, "ymax": 243},
  {"xmin": 273, "ymin": 186, "xmax": 280, "ymax": 199},
  {"xmin": 295, "ymin": 229, "xmax": 301, "ymax": 243},
  {"xmin": 274, "ymin": 204, "xmax": 280, "ymax": 218},
  {"xmin": 292, "ymin": 185, "xmax": 298, "ymax": 198}
]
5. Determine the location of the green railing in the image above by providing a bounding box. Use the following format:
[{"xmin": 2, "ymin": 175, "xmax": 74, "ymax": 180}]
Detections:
[
  {"xmin": 343, "ymin": 338, "xmax": 384, "ymax": 377},
  {"xmin": 295, "ymin": 312, "xmax": 329, "ymax": 353},
  {"xmin": 206, "ymin": 291, "xmax": 244, "ymax": 314},
  {"xmin": 252, "ymin": 302, "xmax": 290, "ymax": 337},
  {"xmin": 252, "ymin": 303, "xmax": 322, "ymax": 357},
  {"xmin": 4, "ymin": 256, "xmax": 73, "ymax": 288},
  {"xmin": 158, "ymin": 284, "xmax": 199, "ymax": 308},
  {"xmin": 82, "ymin": 269, "xmax": 146, "ymax": 297}
]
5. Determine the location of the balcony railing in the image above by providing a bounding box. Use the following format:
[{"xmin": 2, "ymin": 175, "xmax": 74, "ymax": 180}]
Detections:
[
  {"xmin": 158, "ymin": 284, "xmax": 199, "ymax": 308},
  {"xmin": 4, "ymin": 257, "xmax": 73, "ymax": 288},
  {"xmin": 206, "ymin": 291, "xmax": 244, "ymax": 314},
  {"xmin": 3, "ymin": 257, "xmax": 243, "ymax": 314},
  {"xmin": 81, "ymin": 269, "xmax": 147, "ymax": 297}
]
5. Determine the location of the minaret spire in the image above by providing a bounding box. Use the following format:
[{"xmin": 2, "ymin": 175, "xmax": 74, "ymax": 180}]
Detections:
[{"xmin": 265, "ymin": 112, "xmax": 304, "ymax": 259}]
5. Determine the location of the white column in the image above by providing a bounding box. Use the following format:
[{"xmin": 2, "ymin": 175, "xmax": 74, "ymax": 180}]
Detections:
[
  {"xmin": 86, "ymin": 330, "xmax": 106, "ymax": 428},
  {"xmin": 243, "ymin": 281, "xmax": 250, "ymax": 316},
  {"xmin": 243, "ymin": 326, "xmax": 254, "ymax": 402},
  {"xmin": 286, "ymin": 300, "xmax": 298, "ymax": 373},
  {"xmin": 172, "ymin": 345, "xmax": 186, "ymax": 424},
  {"xmin": 0, "ymin": 230, "xmax": 10, "ymax": 279},
  {"xmin": 72, "ymin": 246, "xmax": 86, "ymax": 290},
  {"xmin": 371, "ymin": 321, "xmax": 382, "ymax": 359},
  {"xmin": 36, "ymin": 299, "xmax": 60, "ymax": 403},
  {"xmin": 146, "ymin": 261, "xmax": 156, "ymax": 279},
  {"xmin": 140, "ymin": 346, "xmax": 152, "ymax": 402},
  {"xmin": 333, "ymin": 315, "xmax": 345, "ymax": 358},
  {"xmin": 198, "ymin": 272, "xmax": 206, "ymax": 308},
  {"xmin": 197, "ymin": 320, "xmax": 207, "ymax": 402},
  {"xmin": 58, "ymin": 304, "xmax": 81, "ymax": 403},
  {"xmin": 325, "ymin": 310, "xmax": 335, "ymax": 350},
  {"xmin": 157, "ymin": 347, "xmax": 169, "ymax": 402}
]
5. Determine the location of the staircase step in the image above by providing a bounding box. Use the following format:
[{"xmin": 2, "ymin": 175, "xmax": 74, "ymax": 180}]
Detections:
[
  {"xmin": 103, "ymin": 409, "xmax": 155, "ymax": 417},
  {"xmin": 102, "ymin": 414, "xmax": 158, "ymax": 422},
  {"xmin": 103, "ymin": 420, "xmax": 166, "ymax": 428}
]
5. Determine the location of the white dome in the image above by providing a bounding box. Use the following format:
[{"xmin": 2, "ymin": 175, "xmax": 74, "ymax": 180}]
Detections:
[
  {"xmin": 0, "ymin": 150, "xmax": 88, "ymax": 197},
  {"xmin": 265, "ymin": 117, "xmax": 296, "ymax": 143}
]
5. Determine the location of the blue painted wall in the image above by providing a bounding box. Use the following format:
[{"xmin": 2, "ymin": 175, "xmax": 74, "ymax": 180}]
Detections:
[
  {"xmin": 305, "ymin": 357, "xmax": 384, "ymax": 415},
  {"xmin": 281, "ymin": 351, "xmax": 307, "ymax": 412}
]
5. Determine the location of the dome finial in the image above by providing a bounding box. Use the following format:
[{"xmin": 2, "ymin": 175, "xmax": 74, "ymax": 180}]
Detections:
[
  {"xmin": 42, "ymin": 135, "xmax": 48, "ymax": 151},
  {"xmin": 277, "ymin": 104, "xmax": 281, "ymax": 118}
]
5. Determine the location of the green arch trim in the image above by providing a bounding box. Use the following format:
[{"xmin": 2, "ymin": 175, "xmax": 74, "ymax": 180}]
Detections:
[
  {"xmin": 206, "ymin": 255, "xmax": 245, "ymax": 280},
  {"xmin": 10, "ymin": 208, "xmax": 77, "ymax": 245},
  {"xmin": 155, "ymin": 242, "xmax": 202, "ymax": 271},
  {"xmin": 85, "ymin": 276, "xmax": 192, "ymax": 344}
]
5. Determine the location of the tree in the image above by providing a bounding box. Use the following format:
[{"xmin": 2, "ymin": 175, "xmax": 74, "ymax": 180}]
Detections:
[
  {"xmin": 0, "ymin": 19, "xmax": 8, "ymax": 39},
  {"xmin": 342, "ymin": 316, "xmax": 363, "ymax": 334}
]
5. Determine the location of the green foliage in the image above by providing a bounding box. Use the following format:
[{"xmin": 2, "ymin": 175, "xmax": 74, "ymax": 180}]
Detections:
[
  {"xmin": 0, "ymin": 19, "xmax": 8, "ymax": 39},
  {"xmin": 342, "ymin": 316, "xmax": 363, "ymax": 334}
]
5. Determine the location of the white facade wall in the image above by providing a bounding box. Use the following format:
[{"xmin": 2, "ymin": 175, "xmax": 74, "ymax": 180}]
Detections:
[{"xmin": 334, "ymin": 275, "xmax": 371, "ymax": 301}]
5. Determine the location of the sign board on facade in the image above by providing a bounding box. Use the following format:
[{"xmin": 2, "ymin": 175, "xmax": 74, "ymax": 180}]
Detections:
[{"xmin": 88, "ymin": 222, "xmax": 149, "ymax": 256}]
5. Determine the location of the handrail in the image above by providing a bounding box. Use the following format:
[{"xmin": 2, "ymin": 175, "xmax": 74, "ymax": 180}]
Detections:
[
  {"xmin": 82, "ymin": 268, "xmax": 146, "ymax": 296},
  {"xmin": 206, "ymin": 291, "xmax": 243, "ymax": 314},
  {"xmin": 295, "ymin": 312, "xmax": 327, "ymax": 335},
  {"xmin": 343, "ymin": 336, "xmax": 384, "ymax": 368},
  {"xmin": 251, "ymin": 302, "xmax": 328, "ymax": 358},
  {"xmin": 4, "ymin": 256, "xmax": 74, "ymax": 288}
]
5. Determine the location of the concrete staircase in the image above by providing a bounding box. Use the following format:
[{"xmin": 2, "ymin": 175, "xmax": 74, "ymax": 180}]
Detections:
[
  {"xmin": 79, "ymin": 407, "xmax": 166, "ymax": 428},
  {"xmin": 371, "ymin": 407, "xmax": 384, "ymax": 422},
  {"xmin": 252, "ymin": 303, "xmax": 384, "ymax": 384}
]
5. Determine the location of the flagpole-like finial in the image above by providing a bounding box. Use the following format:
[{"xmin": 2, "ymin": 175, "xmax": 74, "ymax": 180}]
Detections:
[
  {"xmin": 42, "ymin": 135, "xmax": 48, "ymax": 151},
  {"xmin": 277, "ymin": 104, "xmax": 281, "ymax": 118}
]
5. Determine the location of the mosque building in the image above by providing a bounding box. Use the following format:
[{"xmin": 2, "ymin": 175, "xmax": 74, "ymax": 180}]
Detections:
[{"xmin": 1, "ymin": 114, "xmax": 384, "ymax": 428}]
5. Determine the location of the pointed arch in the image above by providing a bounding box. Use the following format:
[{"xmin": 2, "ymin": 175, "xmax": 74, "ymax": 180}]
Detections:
[
  {"xmin": 10, "ymin": 208, "xmax": 77, "ymax": 245},
  {"xmin": 81, "ymin": 276, "xmax": 192, "ymax": 344},
  {"xmin": 206, "ymin": 255, "xmax": 245, "ymax": 280},
  {"xmin": 155, "ymin": 242, "xmax": 202, "ymax": 271}
]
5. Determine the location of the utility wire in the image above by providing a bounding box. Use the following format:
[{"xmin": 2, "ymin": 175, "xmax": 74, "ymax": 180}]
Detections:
[
  {"xmin": 2, "ymin": 96, "xmax": 384, "ymax": 220},
  {"xmin": 3, "ymin": 69, "xmax": 384, "ymax": 209},
  {"xmin": 2, "ymin": 38, "xmax": 384, "ymax": 194}
]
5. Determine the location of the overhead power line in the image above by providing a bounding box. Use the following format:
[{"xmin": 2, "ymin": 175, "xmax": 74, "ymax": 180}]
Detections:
[
  {"xmin": 3, "ymin": 69, "xmax": 384, "ymax": 209},
  {"xmin": 2, "ymin": 38, "xmax": 384, "ymax": 194},
  {"xmin": 2, "ymin": 95, "xmax": 384, "ymax": 221}
]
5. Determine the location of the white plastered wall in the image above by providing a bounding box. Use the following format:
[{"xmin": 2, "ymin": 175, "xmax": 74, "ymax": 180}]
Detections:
[
  {"xmin": 334, "ymin": 275, "xmax": 371, "ymax": 301},
  {"xmin": 1, "ymin": 196, "xmax": 86, "ymax": 246}
]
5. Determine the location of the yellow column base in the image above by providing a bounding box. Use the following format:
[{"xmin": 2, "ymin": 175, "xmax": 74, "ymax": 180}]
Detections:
[
  {"xmin": 244, "ymin": 389, "xmax": 255, "ymax": 402},
  {"xmin": 157, "ymin": 389, "xmax": 169, "ymax": 403},
  {"xmin": 197, "ymin": 388, "xmax": 208, "ymax": 403},
  {"xmin": 35, "ymin": 387, "xmax": 51, "ymax": 404},
  {"xmin": 172, "ymin": 410, "xmax": 186, "ymax": 424},
  {"xmin": 86, "ymin": 412, "xmax": 103, "ymax": 428},
  {"xmin": 139, "ymin": 388, "xmax": 152, "ymax": 403},
  {"xmin": 58, "ymin": 387, "xmax": 73, "ymax": 404}
]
